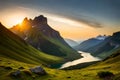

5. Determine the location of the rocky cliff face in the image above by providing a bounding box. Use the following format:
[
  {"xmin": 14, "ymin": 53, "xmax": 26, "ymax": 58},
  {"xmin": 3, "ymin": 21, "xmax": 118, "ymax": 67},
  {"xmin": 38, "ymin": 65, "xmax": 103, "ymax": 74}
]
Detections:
[{"xmin": 10, "ymin": 15, "xmax": 81, "ymax": 61}]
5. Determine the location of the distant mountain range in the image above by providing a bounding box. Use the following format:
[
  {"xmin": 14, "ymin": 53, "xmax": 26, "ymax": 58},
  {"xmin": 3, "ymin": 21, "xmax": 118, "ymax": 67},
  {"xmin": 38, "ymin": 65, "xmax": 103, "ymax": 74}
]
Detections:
[
  {"xmin": 64, "ymin": 38, "xmax": 79, "ymax": 47},
  {"xmin": 74, "ymin": 33, "xmax": 120, "ymax": 59},
  {"xmin": 74, "ymin": 35, "xmax": 107, "ymax": 52},
  {"xmin": 10, "ymin": 15, "xmax": 81, "ymax": 61}
]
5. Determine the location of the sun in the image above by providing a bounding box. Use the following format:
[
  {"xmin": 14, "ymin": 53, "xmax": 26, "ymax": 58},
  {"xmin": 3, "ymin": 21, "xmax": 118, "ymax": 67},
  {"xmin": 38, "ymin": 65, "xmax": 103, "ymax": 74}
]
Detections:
[
  {"xmin": 2, "ymin": 13, "xmax": 26, "ymax": 28},
  {"xmin": 8, "ymin": 15, "xmax": 24, "ymax": 26},
  {"xmin": 13, "ymin": 18, "xmax": 23, "ymax": 25}
]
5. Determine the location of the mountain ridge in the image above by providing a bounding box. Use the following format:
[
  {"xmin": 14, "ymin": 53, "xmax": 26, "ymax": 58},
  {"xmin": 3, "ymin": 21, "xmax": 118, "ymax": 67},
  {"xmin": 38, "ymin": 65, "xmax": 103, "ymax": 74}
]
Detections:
[
  {"xmin": 10, "ymin": 15, "xmax": 81, "ymax": 61},
  {"xmin": 74, "ymin": 32, "xmax": 120, "ymax": 59}
]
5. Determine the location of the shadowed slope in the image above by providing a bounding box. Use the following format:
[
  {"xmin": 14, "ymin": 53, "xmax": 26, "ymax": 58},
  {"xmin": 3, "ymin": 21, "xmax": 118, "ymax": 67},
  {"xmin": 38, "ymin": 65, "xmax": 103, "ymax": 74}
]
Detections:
[{"xmin": 0, "ymin": 23, "xmax": 62, "ymax": 65}]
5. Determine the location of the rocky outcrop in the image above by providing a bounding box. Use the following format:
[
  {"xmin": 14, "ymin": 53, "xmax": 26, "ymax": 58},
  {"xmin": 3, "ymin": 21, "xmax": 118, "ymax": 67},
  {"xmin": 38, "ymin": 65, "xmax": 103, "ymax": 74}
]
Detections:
[
  {"xmin": 10, "ymin": 70, "xmax": 21, "ymax": 77},
  {"xmin": 29, "ymin": 66, "xmax": 46, "ymax": 75}
]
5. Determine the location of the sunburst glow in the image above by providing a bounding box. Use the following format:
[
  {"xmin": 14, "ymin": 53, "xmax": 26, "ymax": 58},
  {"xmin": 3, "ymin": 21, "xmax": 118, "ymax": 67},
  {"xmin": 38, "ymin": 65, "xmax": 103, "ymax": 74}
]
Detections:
[
  {"xmin": 7, "ymin": 14, "xmax": 24, "ymax": 26},
  {"xmin": 1, "ymin": 11, "xmax": 27, "ymax": 28}
]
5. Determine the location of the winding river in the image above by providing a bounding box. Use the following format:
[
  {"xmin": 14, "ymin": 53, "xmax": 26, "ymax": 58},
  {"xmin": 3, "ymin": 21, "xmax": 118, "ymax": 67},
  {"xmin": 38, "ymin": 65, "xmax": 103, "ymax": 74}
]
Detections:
[{"xmin": 60, "ymin": 51, "xmax": 101, "ymax": 69}]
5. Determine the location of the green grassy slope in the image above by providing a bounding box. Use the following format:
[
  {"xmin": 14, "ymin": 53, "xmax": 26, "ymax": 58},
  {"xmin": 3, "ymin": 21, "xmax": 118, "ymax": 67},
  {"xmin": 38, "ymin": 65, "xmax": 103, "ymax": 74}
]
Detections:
[{"xmin": 0, "ymin": 23, "xmax": 62, "ymax": 65}]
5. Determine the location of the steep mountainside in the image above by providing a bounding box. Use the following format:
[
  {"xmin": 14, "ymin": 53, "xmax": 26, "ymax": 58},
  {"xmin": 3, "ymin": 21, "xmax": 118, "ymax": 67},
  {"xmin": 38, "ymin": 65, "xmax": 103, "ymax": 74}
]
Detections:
[
  {"xmin": 10, "ymin": 15, "xmax": 81, "ymax": 61},
  {"xmin": 64, "ymin": 38, "xmax": 79, "ymax": 47},
  {"xmin": 0, "ymin": 22, "xmax": 62, "ymax": 65},
  {"xmin": 87, "ymin": 32, "xmax": 120, "ymax": 58},
  {"xmin": 74, "ymin": 33, "xmax": 120, "ymax": 59}
]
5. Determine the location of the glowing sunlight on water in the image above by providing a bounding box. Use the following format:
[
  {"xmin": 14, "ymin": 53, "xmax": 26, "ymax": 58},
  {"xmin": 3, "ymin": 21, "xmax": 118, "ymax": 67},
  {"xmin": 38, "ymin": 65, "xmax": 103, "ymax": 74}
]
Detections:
[{"xmin": 60, "ymin": 51, "xmax": 101, "ymax": 69}]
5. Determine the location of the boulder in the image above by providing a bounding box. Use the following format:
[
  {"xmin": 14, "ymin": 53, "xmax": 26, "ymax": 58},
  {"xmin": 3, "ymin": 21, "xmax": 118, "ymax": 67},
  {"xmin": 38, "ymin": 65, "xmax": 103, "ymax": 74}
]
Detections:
[
  {"xmin": 10, "ymin": 70, "xmax": 21, "ymax": 77},
  {"xmin": 30, "ymin": 66, "xmax": 46, "ymax": 75}
]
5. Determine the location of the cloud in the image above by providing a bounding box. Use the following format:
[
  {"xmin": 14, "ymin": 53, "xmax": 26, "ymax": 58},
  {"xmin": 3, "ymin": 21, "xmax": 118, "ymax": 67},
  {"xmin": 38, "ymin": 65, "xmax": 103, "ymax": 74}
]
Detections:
[
  {"xmin": 78, "ymin": 19, "xmax": 103, "ymax": 28},
  {"xmin": 64, "ymin": 15, "xmax": 104, "ymax": 28},
  {"xmin": 46, "ymin": 13, "xmax": 104, "ymax": 28}
]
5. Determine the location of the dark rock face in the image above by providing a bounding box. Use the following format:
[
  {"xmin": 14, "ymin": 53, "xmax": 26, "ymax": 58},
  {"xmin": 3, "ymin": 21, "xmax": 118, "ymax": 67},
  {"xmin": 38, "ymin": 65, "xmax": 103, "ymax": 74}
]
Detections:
[
  {"xmin": 33, "ymin": 15, "xmax": 47, "ymax": 25},
  {"xmin": 30, "ymin": 66, "xmax": 46, "ymax": 75}
]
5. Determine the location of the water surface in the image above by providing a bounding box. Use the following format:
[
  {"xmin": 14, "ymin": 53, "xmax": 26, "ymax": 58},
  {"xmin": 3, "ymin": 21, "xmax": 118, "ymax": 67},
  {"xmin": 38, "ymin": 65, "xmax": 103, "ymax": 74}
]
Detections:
[{"xmin": 60, "ymin": 51, "xmax": 101, "ymax": 69}]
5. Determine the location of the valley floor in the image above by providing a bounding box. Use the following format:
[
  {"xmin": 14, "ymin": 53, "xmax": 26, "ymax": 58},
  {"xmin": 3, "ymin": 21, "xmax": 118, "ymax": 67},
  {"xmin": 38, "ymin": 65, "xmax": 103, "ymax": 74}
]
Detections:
[{"xmin": 0, "ymin": 56, "xmax": 120, "ymax": 80}]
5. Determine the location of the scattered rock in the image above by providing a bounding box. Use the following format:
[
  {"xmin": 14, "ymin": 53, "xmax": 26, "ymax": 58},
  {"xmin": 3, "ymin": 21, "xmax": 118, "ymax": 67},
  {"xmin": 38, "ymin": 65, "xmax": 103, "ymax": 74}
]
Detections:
[
  {"xmin": 67, "ymin": 76, "xmax": 71, "ymax": 78},
  {"xmin": 10, "ymin": 70, "xmax": 21, "ymax": 77},
  {"xmin": 5, "ymin": 66, "xmax": 12, "ymax": 70},
  {"xmin": 19, "ymin": 67, "xmax": 24, "ymax": 69},
  {"xmin": 30, "ymin": 66, "xmax": 46, "ymax": 75}
]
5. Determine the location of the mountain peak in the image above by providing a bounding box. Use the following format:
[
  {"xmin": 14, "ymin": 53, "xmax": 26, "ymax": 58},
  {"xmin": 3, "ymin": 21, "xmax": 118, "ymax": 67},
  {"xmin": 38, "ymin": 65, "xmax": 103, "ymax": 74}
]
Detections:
[
  {"xmin": 96, "ymin": 35, "xmax": 107, "ymax": 40},
  {"xmin": 22, "ymin": 17, "xmax": 29, "ymax": 24},
  {"xmin": 33, "ymin": 15, "xmax": 47, "ymax": 25},
  {"xmin": 23, "ymin": 17, "xmax": 28, "ymax": 22}
]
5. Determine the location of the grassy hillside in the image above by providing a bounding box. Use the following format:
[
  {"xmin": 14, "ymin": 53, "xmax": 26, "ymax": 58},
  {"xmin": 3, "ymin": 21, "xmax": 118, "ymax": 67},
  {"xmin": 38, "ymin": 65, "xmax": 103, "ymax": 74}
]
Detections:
[{"xmin": 0, "ymin": 23, "xmax": 62, "ymax": 65}]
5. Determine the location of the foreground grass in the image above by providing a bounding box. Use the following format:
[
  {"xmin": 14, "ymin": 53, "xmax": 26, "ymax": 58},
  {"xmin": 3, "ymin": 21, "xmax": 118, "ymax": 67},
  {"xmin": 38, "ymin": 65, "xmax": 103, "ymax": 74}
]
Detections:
[{"xmin": 0, "ymin": 55, "xmax": 120, "ymax": 80}]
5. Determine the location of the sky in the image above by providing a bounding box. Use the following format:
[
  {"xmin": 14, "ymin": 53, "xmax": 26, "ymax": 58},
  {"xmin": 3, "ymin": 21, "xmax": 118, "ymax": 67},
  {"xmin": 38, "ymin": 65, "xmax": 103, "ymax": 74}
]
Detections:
[{"xmin": 0, "ymin": 0, "xmax": 120, "ymax": 41}]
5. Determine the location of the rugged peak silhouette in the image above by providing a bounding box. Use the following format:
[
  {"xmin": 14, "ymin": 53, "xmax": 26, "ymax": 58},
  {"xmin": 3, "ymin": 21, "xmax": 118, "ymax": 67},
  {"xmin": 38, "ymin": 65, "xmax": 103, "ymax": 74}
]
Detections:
[
  {"xmin": 22, "ymin": 17, "xmax": 29, "ymax": 23},
  {"xmin": 10, "ymin": 15, "xmax": 81, "ymax": 61},
  {"xmin": 33, "ymin": 15, "xmax": 47, "ymax": 25}
]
